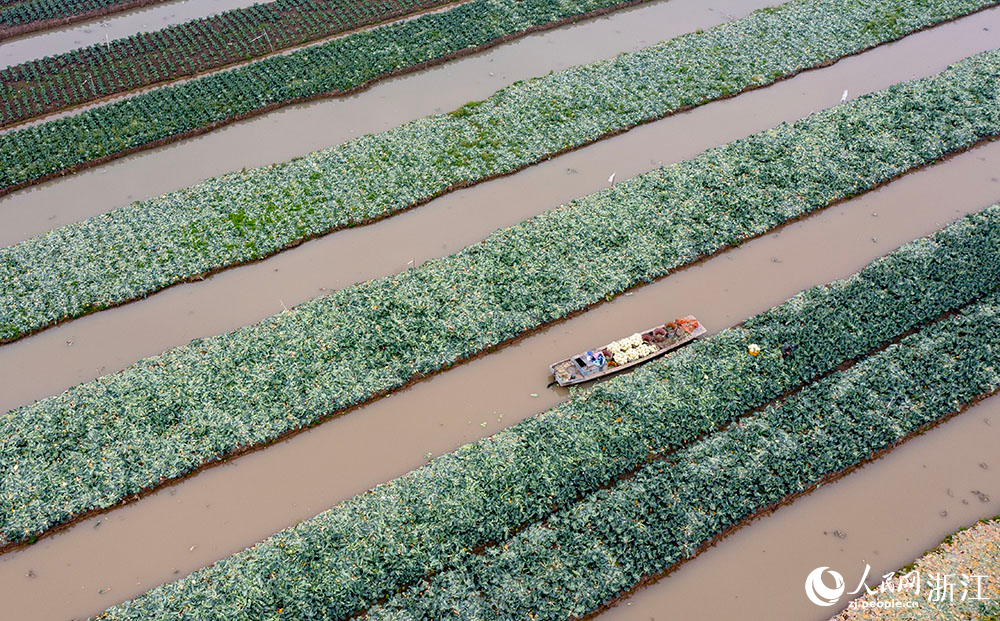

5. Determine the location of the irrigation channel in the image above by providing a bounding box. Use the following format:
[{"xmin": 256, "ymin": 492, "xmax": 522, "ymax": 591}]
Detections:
[
  {"xmin": 2, "ymin": 5, "xmax": 1000, "ymax": 411},
  {"xmin": 0, "ymin": 0, "xmax": 786, "ymax": 244},
  {"xmin": 0, "ymin": 0, "xmax": 265, "ymax": 68},
  {"xmin": 0, "ymin": 0, "xmax": 483, "ymax": 130},
  {"xmin": 2, "ymin": 136, "xmax": 1000, "ymax": 619},
  {"xmin": 601, "ymin": 394, "xmax": 1000, "ymax": 620},
  {"xmin": 3, "ymin": 2, "xmax": 1000, "ymax": 620}
]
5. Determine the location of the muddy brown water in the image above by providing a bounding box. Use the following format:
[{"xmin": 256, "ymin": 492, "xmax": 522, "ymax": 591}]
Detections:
[
  {"xmin": 0, "ymin": 0, "xmax": 787, "ymax": 245},
  {"xmin": 1, "ymin": 6, "xmax": 999, "ymax": 620},
  {"xmin": 2, "ymin": 135, "xmax": 999, "ymax": 619},
  {"xmin": 0, "ymin": 0, "xmax": 266, "ymax": 68},
  {"xmin": 0, "ymin": 0, "xmax": 478, "ymax": 131},
  {"xmin": 6, "ymin": 2, "xmax": 1000, "ymax": 246},
  {"xmin": 598, "ymin": 394, "xmax": 1000, "ymax": 621},
  {"xmin": 2, "ymin": 6, "xmax": 1000, "ymax": 413}
]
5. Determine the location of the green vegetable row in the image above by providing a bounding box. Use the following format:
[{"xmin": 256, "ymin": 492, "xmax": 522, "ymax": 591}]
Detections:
[
  {"xmin": 367, "ymin": 291, "xmax": 1000, "ymax": 620},
  {"xmin": 88, "ymin": 205, "xmax": 1000, "ymax": 620},
  {"xmin": 4, "ymin": 0, "xmax": 1000, "ymax": 341},
  {"xmin": 4, "ymin": 52, "xmax": 1000, "ymax": 549},
  {"xmin": 0, "ymin": 0, "xmax": 648, "ymax": 191},
  {"xmin": 0, "ymin": 0, "xmax": 165, "ymax": 38},
  {"xmin": 0, "ymin": 0, "xmax": 451, "ymax": 124}
]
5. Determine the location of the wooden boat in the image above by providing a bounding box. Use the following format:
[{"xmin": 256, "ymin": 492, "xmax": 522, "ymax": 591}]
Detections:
[{"xmin": 548, "ymin": 316, "xmax": 706, "ymax": 387}]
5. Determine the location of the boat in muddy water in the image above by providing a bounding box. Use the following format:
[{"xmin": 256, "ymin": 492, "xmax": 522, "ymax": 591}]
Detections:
[{"xmin": 549, "ymin": 316, "xmax": 706, "ymax": 387}]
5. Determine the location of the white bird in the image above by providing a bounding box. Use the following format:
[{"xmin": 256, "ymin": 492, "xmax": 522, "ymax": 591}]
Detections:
[
  {"xmin": 840, "ymin": 89, "xmax": 849, "ymax": 103},
  {"xmin": 608, "ymin": 172, "xmax": 617, "ymax": 186}
]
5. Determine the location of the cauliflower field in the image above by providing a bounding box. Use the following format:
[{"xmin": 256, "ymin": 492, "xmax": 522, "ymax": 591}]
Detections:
[
  {"xmin": 5, "ymin": 56, "xmax": 1000, "ymax": 549},
  {"xmin": 2, "ymin": 0, "xmax": 1000, "ymax": 618},
  {"xmin": 92, "ymin": 208, "xmax": 1000, "ymax": 620},
  {"xmin": 2, "ymin": 0, "xmax": 998, "ymax": 341}
]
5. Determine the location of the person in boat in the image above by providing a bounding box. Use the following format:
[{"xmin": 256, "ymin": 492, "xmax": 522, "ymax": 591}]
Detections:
[{"xmin": 586, "ymin": 350, "xmax": 606, "ymax": 368}]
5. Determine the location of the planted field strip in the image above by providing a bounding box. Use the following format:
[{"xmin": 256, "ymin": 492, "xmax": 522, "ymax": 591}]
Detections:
[
  {"xmin": 362, "ymin": 295, "xmax": 1000, "ymax": 620},
  {"xmin": 0, "ymin": 0, "xmax": 739, "ymax": 248},
  {"xmin": 0, "ymin": 0, "xmax": 650, "ymax": 186},
  {"xmin": 0, "ymin": 0, "xmax": 467, "ymax": 123},
  {"xmin": 0, "ymin": 2, "xmax": 995, "ymax": 194},
  {"xmin": 4, "ymin": 29, "xmax": 1000, "ymax": 345},
  {"xmin": 0, "ymin": 0, "xmax": 172, "ymax": 39},
  {"xmin": 2, "ymin": 3, "xmax": 995, "ymax": 196},
  {"xmin": 88, "ymin": 209, "xmax": 1000, "ymax": 619},
  {"xmin": 595, "ymin": 397, "xmax": 1000, "ymax": 621},
  {"xmin": 5, "ymin": 144, "xmax": 998, "ymax": 621},
  {"xmin": 2, "ymin": 54, "xmax": 1000, "ymax": 547},
  {"xmin": 4, "ymin": 201, "xmax": 999, "ymax": 605},
  {"xmin": 4, "ymin": 14, "xmax": 998, "ymax": 418}
]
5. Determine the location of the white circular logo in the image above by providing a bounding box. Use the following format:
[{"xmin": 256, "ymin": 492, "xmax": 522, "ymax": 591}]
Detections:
[{"xmin": 805, "ymin": 566, "xmax": 845, "ymax": 606}]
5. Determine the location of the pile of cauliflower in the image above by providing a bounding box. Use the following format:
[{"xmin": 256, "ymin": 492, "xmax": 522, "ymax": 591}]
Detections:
[{"xmin": 606, "ymin": 333, "xmax": 657, "ymax": 366}]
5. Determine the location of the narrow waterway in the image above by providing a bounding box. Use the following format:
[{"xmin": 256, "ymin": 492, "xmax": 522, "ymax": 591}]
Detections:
[
  {"xmin": 1, "ymin": 6, "xmax": 999, "ymax": 413},
  {"xmin": 599, "ymin": 394, "xmax": 1000, "ymax": 621},
  {"xmin": 0, "ymin": 137, "xmax": 997, "ymax": 620},
  {"xmin": 0, "ymin": 0, "xmax": 270, "ymax": 68},
  {"xmin": 0, "ymin": 0, "xmax": 796, "ymax": 243},
  {"xmin": 0, "ymin": 0, "xmax": 477, "ymax": 130}
]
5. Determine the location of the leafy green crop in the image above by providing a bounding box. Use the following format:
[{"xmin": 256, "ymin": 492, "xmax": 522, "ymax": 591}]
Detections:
[
  {"xmin": 0, "ymin": 0, "xmax": 455, "ymax": 122},
  {"xmin": 3, "ymin": 0, "xmax": 994, "ymax": 192},
  {"xmin": 0, "ymin": 0, "xmax": 645, "ymax": 188},
  {"xmin": 3, "ymin": 2, "xmax": 1000, "ymax": 344},
  {"xmin": 92, "ymin": 208, "xmax": 1000, "ymax": 619},
  {"xmin": 3, "ymin": 56, "xmax": 1000, "ymax": 551},
  {"xmin": 0, "ymin": 0, "xmax": 164, "ymax": 38},
  {"xmin": 368, "ymin": 294, "xmax": 1000, "ymax": 619}
]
